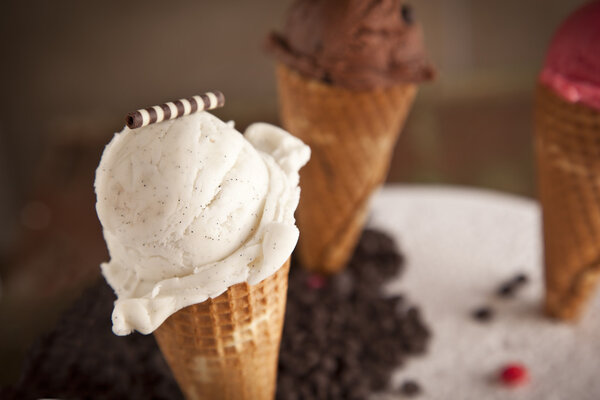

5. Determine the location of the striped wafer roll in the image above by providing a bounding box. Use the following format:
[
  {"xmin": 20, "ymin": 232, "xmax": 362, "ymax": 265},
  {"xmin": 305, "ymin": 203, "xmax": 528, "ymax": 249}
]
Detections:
[{"xmin": 126, "ymin": 91, "xmax": 225, "ymax": 129}]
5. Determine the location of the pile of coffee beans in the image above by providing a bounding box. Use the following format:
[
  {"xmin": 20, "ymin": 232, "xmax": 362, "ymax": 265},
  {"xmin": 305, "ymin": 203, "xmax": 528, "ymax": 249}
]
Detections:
[
  {"xmin": 0, "ymin": 282, "xmax": 181, "ymax": 400},
  {"xmin": 1, "ymin": 229, "xmax": 430, "ymax": 400},
  {"xmin": 277, "ymin": 229, "xmax": 431, "ymax": 399}
]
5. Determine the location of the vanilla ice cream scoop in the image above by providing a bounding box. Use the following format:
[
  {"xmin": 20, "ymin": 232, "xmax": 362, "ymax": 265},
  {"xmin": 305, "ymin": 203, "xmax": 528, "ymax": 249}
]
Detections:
[{"xmin": 95, "ymin": 112, "xmax": 310, "ymax": 335}]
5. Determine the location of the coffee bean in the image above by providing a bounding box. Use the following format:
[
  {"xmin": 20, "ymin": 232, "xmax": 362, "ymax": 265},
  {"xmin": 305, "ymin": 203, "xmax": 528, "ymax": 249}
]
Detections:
[
  {"xmin": 321, "ymin": 356, "xmax": 338, "ymax": 373},
  {"xmin": 472, "ymin": 306, "xmax": 494, "ymax": 322},
  {"xmin": 399, "ymin": 380, "xmax": 422, "ymax": 396},
  {"xmin": 496, "ymin": 272, "xmax": 530, "ymax": 300},
  {"xmin": 328, "ymin": 384, "xmax": 342, "ymax": 399},
  {"xmin": 497, "ymin": 282, "xmax": 515, "ymax": 298},
  {"xmin": 513, "ymin": 273, "xmax": 529, "ymax": 285},
  {"xmin": 333, "ymin": 271, "xmax": 354, "ymax": 297}
]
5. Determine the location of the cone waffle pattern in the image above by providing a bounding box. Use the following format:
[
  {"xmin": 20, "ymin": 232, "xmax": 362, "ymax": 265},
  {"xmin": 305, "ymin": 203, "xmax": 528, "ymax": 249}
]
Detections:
[
  {"xmin": 535, "ymin": 84, "xmax": 600, "ymax": 320},
  {"xmin": 153, "ymin": 260, "xmax": 290, "ymax": 400},
  {"xmin": 276, "ymin": 64, "xmax": 417, "ymax": 274}
]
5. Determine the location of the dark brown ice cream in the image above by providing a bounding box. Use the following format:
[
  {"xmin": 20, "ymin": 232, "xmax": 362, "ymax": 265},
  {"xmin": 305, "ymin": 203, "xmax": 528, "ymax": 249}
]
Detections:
[{"xmin": 267, "ymin": 0, "xmax": 434, "ymax": 90}]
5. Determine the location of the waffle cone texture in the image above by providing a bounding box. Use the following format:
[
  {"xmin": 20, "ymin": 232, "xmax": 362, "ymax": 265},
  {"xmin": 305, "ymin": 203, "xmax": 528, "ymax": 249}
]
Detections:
[
  {"xmin": 276, "ymin": 64, "xmax": 417, "ymax": 274},
  {"xmin": 153, "ymin": 259, "xmax": 290, "ymax": 400},
  {"xmin": 535, "ymin": 83, "xmax": 600, "ymax": 320}
]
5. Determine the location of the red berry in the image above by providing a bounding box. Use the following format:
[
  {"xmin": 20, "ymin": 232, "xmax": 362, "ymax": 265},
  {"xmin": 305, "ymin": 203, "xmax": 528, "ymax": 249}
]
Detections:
[
  {"xmin": 500, "ymin": 363, "xmax": 529, "ymax": 387},
  {"xmin": 306, "ymin": 274, "xmax": 326, "ymax": 289}
]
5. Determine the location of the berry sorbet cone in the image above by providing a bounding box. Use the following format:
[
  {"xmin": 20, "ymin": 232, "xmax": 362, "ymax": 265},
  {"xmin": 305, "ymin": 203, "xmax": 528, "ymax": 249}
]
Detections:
[
  {"xmin": 153, "ymin": 260, "xmax": 290, "ymax": 400},
  {"xmin": 535, "ymin": 84, "xmax": 600, "ymax": 320},
  {"xmin": 276, "ymin": 64, "xmax": 417, "ymax": 274}
]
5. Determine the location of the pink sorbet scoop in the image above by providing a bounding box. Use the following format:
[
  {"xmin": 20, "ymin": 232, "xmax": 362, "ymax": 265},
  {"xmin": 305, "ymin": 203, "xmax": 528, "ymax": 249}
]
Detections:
[{"xmin": 540, "ymin": 1, "xmax": 600, "ymax": 110}]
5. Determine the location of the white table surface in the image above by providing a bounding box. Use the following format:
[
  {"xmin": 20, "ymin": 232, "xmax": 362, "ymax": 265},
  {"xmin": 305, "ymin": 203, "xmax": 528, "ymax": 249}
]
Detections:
[{"xmin": 369, "ymin": 185, "xmax": 600, "ymax": 400}]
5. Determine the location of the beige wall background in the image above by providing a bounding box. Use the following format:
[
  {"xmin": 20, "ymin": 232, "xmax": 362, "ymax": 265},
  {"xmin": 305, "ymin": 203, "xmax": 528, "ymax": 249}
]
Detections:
[{"xmin": 0, "ymin": 0, "xmax": 587, "ymax": 239}]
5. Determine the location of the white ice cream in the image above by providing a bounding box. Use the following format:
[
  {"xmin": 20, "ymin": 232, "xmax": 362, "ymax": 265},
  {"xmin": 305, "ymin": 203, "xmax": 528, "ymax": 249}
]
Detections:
[{"xmin": 95, "ymin": 112, "xmax": 310, "ymax": 335}]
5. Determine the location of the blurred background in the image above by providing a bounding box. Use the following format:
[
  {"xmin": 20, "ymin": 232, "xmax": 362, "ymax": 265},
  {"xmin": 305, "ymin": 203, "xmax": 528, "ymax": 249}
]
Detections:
[{"xmin": 0, "ymin": 0, "xmax": 589, "ymax": 384}]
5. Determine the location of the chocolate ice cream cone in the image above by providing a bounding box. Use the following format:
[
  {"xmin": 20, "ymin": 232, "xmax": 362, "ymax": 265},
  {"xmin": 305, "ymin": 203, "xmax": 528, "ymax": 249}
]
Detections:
[
  {"xmin": 153, "ymin": 260, "xmax": 290, "ymax": 400},
  {"xmin": 277, "ymin": 64, "xmax": 417, "ymax": 274},
  {"xmin": 535, "ymin": 84, "xmax": 600, "ymax": 320}
]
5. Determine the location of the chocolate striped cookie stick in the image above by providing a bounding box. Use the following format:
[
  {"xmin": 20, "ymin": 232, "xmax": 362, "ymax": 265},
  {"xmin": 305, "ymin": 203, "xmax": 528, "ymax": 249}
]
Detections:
[{"xmin": 125, "ymin": 91, "xmax": 225, "ymax": 129}]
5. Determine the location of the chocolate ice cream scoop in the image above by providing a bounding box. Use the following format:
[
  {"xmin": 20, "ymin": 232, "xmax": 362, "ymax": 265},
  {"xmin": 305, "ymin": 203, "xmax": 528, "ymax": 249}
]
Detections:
[{"xmin": 267, "ymin": 0, "xmax": 434, "ymax": 90}]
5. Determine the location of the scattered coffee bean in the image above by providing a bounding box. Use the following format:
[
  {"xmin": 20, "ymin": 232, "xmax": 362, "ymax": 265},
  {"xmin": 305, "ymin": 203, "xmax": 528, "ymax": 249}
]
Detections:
[
  {"xmin": 399, "ymin": 380, "xmax": 422, "ymax": 396},
  {"xmin": 497, "ymin": 282, "xmax": 515, "ymax": 298},
  {"xmin": 513, "ymin": 273, "xmax": 529, "ymax": 286},
  {"xmin": 472, "ymin": 306, "xmax": 494, "ymax": 322},
  {"xmin": 497, "ymin": 272, "xmax": 530, "ymax": 299}
]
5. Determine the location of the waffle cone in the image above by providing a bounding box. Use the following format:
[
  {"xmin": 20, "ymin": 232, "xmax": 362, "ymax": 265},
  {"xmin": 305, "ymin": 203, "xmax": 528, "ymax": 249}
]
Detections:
[
  {"xmin": 153, "ymin": 260, "xmax": 290, "ymax": 400},
  {"xmin": 276, "ymin": 64, "xmax": 417, "ymax": 274},
  {"xmin": 535, "ymin": 83, "xmax": 600, "ymax": 320}
]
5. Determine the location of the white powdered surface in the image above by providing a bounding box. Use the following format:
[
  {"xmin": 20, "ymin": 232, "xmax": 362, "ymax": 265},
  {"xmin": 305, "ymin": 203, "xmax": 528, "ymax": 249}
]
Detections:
[{"xmin": 370, "ymin": 185, "xmax": 600, "ymax": 400}]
